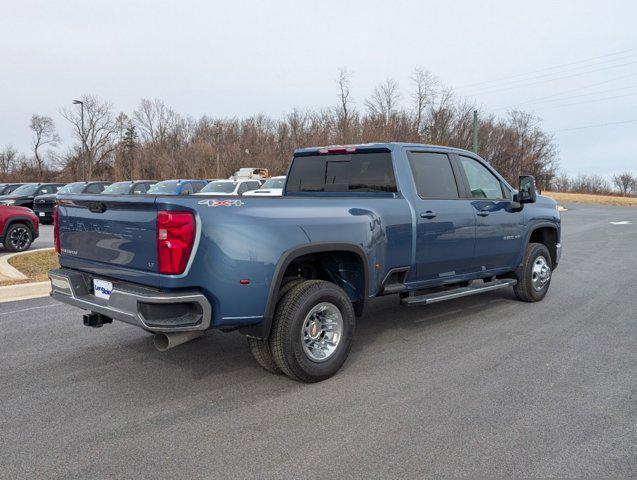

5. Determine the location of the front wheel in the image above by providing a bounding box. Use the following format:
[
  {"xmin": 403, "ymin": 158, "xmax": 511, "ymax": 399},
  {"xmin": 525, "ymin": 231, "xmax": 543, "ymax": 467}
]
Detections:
[
  {"xmin": 4, "ymin": 223, "xmax": 33, "ymax": 252},
  {"xmin": 514, "ymin": 242, "xmax": 552, "ymax": 302},
  {"xmin": 270, "ymin": 280, "xmax": 355, "ymax": 383}
]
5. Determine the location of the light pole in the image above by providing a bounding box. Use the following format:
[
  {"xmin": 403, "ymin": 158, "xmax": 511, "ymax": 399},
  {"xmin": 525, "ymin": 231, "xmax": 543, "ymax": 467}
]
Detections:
[
  {"xmin": 215, "ymin": 123, "xmax": 222, "ymax": 179},
  {"xmin": 472, "ymin": 110, "xmax": 478, "ymax": 154},
  {"xmin": 72, "ymin": 100, "xmax": 85, "ymax": 179}
]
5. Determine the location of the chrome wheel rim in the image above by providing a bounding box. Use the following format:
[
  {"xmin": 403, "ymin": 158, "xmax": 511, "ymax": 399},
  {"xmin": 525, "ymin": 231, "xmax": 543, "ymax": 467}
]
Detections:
[
  {"xmin": 531, "ymin": 255, "xmax": 551, "ymax": 291},
  {"xmin": 301, "ymin": 302, "xmax": 343, "ymax": 362},
  {"xmin": 9, "ymin": 227, "xmax": 30, "ymax": 250}
]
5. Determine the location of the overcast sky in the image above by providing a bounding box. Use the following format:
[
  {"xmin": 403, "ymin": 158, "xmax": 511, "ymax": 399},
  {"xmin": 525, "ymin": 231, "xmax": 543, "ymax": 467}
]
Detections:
[{"xmin": 1, "ymin": 0, "xmax": 635, "ymax": 177}]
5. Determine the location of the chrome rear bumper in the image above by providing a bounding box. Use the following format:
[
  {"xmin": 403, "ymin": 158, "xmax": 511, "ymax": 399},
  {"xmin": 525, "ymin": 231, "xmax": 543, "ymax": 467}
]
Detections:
[{"xmin": 49, "ymin": 268, "xmax": 211, "ymax": 332}]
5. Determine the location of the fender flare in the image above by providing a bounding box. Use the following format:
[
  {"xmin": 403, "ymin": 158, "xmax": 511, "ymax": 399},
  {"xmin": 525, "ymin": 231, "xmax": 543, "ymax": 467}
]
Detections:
[
  {"xmin": 1, "ymin": 216, "xmax": 36, "ymax": 240},
  {"xmin": 521, "ymin": 221, "xmax": 559, "ymax": 265},
  {"xmin": 240, "ymin": 242, "xmax": 370, "ymax": 339}
]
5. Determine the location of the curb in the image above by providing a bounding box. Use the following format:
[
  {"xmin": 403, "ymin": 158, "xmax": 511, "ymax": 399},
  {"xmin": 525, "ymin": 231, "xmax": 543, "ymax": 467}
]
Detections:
[
  {"xmin": 0, "ymin": 248, "xmax": 55, "ymax": 281},
  {"xmin": 0, "ymin": 281, "xmax": 51, "ymax": 303}
]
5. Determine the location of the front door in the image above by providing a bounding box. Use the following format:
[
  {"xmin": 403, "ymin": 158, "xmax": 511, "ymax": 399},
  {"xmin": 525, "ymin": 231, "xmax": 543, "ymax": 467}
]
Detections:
[
  {"xmin": 456, "ymin": 155, "xmax": 525, "ymax": 271},
  {"xmin": 407, "ymin": 151, "xmax": 477, "ymax": 282}
]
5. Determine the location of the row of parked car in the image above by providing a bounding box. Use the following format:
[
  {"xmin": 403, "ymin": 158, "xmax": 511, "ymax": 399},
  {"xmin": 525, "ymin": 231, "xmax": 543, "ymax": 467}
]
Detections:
[{"xmin": 0, "ymin": 175, "xmax": 287, "ymax": 225}]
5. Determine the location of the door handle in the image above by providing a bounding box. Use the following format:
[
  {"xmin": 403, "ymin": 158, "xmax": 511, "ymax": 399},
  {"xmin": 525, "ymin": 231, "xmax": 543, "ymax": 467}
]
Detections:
[
  {"xmin": 477, "ymin": 211, "xmax": 490, "ymax": 217},
  {"xmin": 420, "ymin": 211, "xmax": 437, "ymax": 219}
]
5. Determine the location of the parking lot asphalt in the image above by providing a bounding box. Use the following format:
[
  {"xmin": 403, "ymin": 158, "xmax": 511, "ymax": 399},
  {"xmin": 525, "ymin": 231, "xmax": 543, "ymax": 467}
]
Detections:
[{"xmin": 0, "ymin": 203, "xmax": 635, "ymax": 478}]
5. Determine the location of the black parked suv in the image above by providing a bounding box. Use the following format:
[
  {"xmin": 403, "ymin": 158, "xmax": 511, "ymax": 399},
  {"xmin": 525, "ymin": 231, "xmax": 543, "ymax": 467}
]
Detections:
[
  {"xmin": 0, "ymin": 183, "xmax": 65, "ymax": 211},
  {"xmin": 33, "ymin": 181, "xmax": 111, "ymax": 224},
  {"xmin": 0, "ymin": 183, "xmax": 25, "ymax": 196},
  {"xmin": 102, "ymin": 180, "xmax": 157, "ymax": 195}
]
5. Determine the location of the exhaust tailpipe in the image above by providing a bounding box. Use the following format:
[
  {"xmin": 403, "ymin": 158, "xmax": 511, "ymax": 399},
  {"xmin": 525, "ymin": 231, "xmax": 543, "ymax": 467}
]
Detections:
[{"xmin": 153, "ymin": 331, "xmax": 204, "ymax": 351}]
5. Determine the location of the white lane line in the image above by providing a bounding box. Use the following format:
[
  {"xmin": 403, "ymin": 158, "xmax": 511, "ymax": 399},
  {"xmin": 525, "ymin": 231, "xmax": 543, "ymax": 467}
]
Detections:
[
  {"xmin": 610, "ymin": 221, "xmax": 632, "ymax": 225},
  {"xmin": 0, "ymin": 303, "xmax": 59, "ymax": 316}
]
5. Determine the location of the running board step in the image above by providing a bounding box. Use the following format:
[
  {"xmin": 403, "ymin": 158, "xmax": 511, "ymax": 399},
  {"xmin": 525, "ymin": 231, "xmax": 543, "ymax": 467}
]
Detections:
[
  {"xmin": 381, "ymin": 283, "xmax": 407, "ymax": 295},
  {"xmin": 401, "ymin": 279, "xmax": 517, "ymax": 306}
]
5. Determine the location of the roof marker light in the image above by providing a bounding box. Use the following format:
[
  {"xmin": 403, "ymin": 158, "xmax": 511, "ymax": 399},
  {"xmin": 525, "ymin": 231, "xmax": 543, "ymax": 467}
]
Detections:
[{"xmin": 318, "ymin": 146, "xmax": 357, "ymax": 154}]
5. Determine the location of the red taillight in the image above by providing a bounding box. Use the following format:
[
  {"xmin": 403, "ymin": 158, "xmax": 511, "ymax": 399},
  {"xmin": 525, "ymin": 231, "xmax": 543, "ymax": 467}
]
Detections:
[
  {"xmin": 53, "ymin": 206, "xmax": 60, "ymax": 254},
  {"xmin": 156, "ymin": 211, "xmax": 195, "ymax": 275}
]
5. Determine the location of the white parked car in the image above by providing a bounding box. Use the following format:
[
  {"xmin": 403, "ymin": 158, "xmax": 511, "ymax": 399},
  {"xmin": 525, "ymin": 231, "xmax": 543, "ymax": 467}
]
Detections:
[
  {"xmin": 229, "ymin": 167, "xmax": 269, "ymax": 181},
  {"xmin": 196, "ymin": 179, "xmax": 262, "ymax": 196},
  {"xmin": 243, "ymin": 176, "xmax": 286, "ymax": 197}
]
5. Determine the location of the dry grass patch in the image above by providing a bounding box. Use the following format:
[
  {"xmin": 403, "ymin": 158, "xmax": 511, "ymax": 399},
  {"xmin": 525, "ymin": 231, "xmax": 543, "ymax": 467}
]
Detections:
[
  {"xmin": 2, "ymin": 249, "xmax": 59, "ymax": 286},
  {"xmin": 544, "ymin": 191, "xmax": 637, "ymax": 207}
]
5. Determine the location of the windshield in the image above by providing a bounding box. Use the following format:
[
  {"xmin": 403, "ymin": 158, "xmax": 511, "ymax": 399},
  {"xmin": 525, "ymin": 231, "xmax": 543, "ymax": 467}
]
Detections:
[
  {"xmin": 103, "ymin": 182, "xmax": 132, "ymax": 194},
  {"xmin": 261, "ymin": 177, "xmax": 285, "ymax": 189},
  {"xmin": 57, "ymin": 182, "xmax": 86, "ymax": 194},
  {"xmin": 200, "ymin": 181, "xmax": 237, "ymax": 193},
  {"xmin": 148, "ymin": 181, "xmax": 180, "ymax": 194},
  {"xmin": 10, "ymin": 184, "xmax": 39, "ymax": 196}
]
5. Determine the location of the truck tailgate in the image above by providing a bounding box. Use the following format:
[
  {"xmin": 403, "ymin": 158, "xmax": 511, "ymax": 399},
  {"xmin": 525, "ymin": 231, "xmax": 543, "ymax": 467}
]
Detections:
[{"xmin": 58, "ymin": 195, "xmax": 158, "ymax": 274}]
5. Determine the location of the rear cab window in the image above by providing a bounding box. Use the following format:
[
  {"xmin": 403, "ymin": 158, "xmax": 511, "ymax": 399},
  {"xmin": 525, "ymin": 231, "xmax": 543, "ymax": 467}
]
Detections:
[{"xmin": 286, "ymin": 149, "xmax": 397, "ymax": 194}]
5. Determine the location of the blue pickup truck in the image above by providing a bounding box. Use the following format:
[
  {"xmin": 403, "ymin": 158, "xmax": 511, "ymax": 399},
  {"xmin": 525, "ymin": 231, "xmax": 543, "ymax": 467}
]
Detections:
[{"xmin": 49, "ymin": 143, "xmax": 561, "ymax": 382}]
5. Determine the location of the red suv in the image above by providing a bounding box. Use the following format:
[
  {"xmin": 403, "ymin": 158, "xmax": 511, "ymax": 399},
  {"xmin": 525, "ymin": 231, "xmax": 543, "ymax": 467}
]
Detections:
[{"xmin": 0, "ymin": 206, "xmax": 39, "ymax": 252}]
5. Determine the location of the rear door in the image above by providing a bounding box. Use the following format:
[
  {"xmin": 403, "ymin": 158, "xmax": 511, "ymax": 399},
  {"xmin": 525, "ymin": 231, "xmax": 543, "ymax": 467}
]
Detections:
[
  {"xmin": 58, "ymin": 195, "xmax": 159, "ymax": 279},
  {"xmin": 407, "ymin": 151, "xmax": 477, "ymax": 282}
]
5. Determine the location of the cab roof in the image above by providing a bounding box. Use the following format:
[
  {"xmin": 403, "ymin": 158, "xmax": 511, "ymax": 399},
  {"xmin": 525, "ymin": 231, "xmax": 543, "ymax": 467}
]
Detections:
[{"xmin": 293, "ymin": 142, "xmax": 478, "ymax": 157}]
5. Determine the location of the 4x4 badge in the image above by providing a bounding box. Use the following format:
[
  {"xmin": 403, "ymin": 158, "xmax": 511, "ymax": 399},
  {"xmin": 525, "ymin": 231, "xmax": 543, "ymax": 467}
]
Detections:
[{"xmin": 197, "ymin": 199, "xmax": 244, "ymax": 207}]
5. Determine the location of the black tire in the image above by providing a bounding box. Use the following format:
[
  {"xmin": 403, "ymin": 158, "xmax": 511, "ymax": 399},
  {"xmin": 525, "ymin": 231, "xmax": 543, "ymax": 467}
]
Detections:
[
  {"xmin": 270, "ymin": 280, "xmax": 355, "ymax": 383},
  {"xmin": 3, "ymin": 223, "xmax": 33, "ymax": 252},
  {"xmin": 277, "ymin": 278, "xmax": 305, "ymax": 301},
  {"xmin": 513, "ymin": 242, "xmax": 552, "ymax": 302},
  {"xmin": 247, "ymin": 336, "xmax": 281, "ymax": 374},
  {"xmin": 246, "ymin": 278, "xmax": 306, "ymax": 375}
]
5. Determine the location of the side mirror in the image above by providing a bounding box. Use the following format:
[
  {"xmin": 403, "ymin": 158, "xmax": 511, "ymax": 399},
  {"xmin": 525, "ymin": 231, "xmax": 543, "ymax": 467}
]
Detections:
[{"xmin": 516, "ymin": 175, "xmax": 537, "ymax": 204}]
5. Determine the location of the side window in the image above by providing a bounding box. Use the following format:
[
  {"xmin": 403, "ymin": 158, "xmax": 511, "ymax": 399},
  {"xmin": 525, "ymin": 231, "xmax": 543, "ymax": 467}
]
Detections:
[
  {"xmin": 85, "ymin": 184, "xmax": 101, "ymax": 194},
  {"xmin": 132, "ymin": 183, "xmax": 146, "ymax": 194},
  {"xmin": 181, "ymin": 183, "xmax": 193, "ymax": 195},
  {"xmin": 192, "ymin": 182, "xmax": 205, "ymax": 193},
  {"xmin": 38, "ymin": 185, "xmax": 53, "ymax": 195},
  {"xmin": 458, "ymin": 156, "xmax": 504, "ymax": 199},
  {"xmin": 238, "ymin": 182, "xmax": 249, "ymax": 194},
  {"xmin": 407, "ymin": 152, "xmax": 459, "ymax": 199},
  {"xmin": 248, "ymin": 181, "xmax": 260, "ymax": 190}
]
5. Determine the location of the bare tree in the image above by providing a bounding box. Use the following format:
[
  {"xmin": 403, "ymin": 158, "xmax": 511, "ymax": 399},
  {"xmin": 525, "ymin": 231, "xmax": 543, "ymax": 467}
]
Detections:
[
  {"xmin": 30, "ymin": 114, "xmax": 60, "ymax": 179},
  {"xmin": 551, "ymin": 171, "xmax": 572, "ymax": 192},
  {"xmin": 61, "ymin": 95, "xmax": 116, "ymax": 180},
  {"xmin": 133, "ymin": 98, "xmax": 180, "ymax": 144},
  {"xmin": 335, "ymin": 68, "xmax": 355, "ymax": 139},
  {"xmin": 365, "ymin": 78, "xmax": 401, "ymax": 124},
  {"xmin": 570, "ymin": 174, "xmax": 611, "ymax": 194},
  {"xmin": 0, "ymin": 145, "xmax": 20, "ymax": 179},
  {"xmin": 410, "ymin": 67, "xmax": 438, "ymax": 137},
  {"xmin": 11, "ymin": 66, "xmax": 564, "ymax": 188},
  {"xmin": 612, "ymin": 172, "xmax": 636, "ymax": 195}
]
